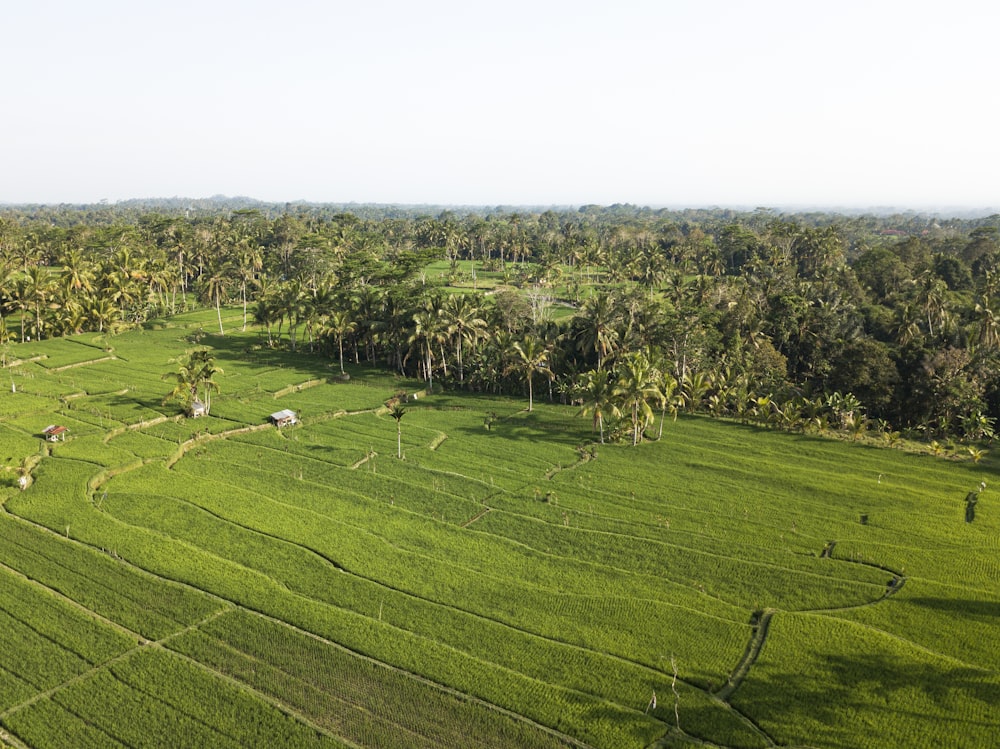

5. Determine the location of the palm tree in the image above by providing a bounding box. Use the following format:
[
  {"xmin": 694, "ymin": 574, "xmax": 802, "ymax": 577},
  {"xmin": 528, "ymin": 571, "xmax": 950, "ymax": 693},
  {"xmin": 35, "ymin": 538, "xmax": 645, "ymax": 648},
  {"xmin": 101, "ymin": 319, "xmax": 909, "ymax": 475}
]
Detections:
[
  {"xmin": 575, "ymin": 293, "xmax": 620, "ymax": 370},
  {"xmin": 389, "ymin": 402, "xmax": 406, "ymax": 458},
  {"xmin": 973, "ymin": 293, "xmax": 1000, "ymax": 351},
  {"xmin": 87, "ymin": 296, "xmax": 119, "ymax": 334},
  {"xmin": 506, "ymin": 334, "xmax": 553, "ymax": 412},
  {"xmin": 281, "ymin": 281, "xmax": 310, "ymax": 351},
  {"xmin": 614, "ymin": 351, "xmax": 664, "ymax": 446},
  {"xmin": 914, "ymin": 273, "xmax": 949, "ymax": 338},
  {"xmin": 408, "ymin": 308, "xmax": 444, "ymax": 392},
  {"xmin": 16, "ymin": 266, "xmax": 56, "ymax": 341},
  {"xmin": 324, "ymin": 309, "xmax": 357, "ymax": 376},
  {"xmin": 655, "ymin": 367, "xmax": 681, "ymax": 441},
  {"xmin": 59, "ymin": 248, "xmax": 95, "ymax": 296},
  {"xmin": 577, "ymin": 368, "xmax": 619, "ymax": 443},
  {"xmin": 236, "ymin": 244, "xmax": 263, "ymax": 331},
  {"xmin": 199, "ymin": 256, "xmax": 233, "ymax": 336},
  {"xmin": 162, "ymin": 349, "xmax": 223, "ymax": 415},
  {"xmin": 443, "ymin": 294, "xmax": 487, "ymax": 383},
  {"xmin": 681, "ymin": 371, "xmax": 713, "ymax": 413}
]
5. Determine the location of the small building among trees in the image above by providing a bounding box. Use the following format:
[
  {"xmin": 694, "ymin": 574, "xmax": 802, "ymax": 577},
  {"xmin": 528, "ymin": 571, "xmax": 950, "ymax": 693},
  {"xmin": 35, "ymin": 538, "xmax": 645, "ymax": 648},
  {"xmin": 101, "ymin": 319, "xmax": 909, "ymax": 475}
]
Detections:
[
  {"xmin": 188, "ymin": 400, "xmax": 208, "ymax": 418},
  {"xmin": 269, "ymin": 409, "xmax": 298, "ymax": 428}
]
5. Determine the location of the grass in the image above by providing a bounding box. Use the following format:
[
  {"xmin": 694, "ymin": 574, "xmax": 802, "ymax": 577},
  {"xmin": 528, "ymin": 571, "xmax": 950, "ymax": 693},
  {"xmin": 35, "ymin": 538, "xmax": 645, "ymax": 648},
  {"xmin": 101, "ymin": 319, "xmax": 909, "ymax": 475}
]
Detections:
[{"xmin": 0, "ymin": 312, "xmax": 996, "ymax": 747}]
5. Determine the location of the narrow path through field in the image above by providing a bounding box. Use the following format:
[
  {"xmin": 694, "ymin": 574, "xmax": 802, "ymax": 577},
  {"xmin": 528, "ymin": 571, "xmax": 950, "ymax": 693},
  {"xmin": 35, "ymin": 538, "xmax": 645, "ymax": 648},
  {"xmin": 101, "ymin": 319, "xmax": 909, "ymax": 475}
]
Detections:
[
  {"xmin": 703, "ymin": 557, "xmax": 909, "ymax": 748},
  {"xmin": 714, "ymin": 609, "xmax": 774, "ymax": 702},
  {"xmin": 460, "ymin": 507, "xmax": 492, "ymax": 528},
  {"xmin": 48, "ymin": 356, "xmax": 117, "ymax": 373}
]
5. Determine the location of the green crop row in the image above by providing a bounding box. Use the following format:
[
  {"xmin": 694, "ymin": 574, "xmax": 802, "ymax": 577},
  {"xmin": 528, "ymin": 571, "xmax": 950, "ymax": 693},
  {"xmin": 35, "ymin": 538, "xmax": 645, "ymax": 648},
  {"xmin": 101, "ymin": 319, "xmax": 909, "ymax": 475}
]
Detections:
[
  {"xmin": 0, "ymin": 505, "xmax": 219, "ymax": 640},
  {"xmin": 0, "ymin": 605, "xmax": 91, "ymax": 695},
  {"xmin": 2, "ymin": 696, "xmax": 126, "ymax": 748},
  {"xmin": 13, "ymin": 457, "xmax": 668, "ymax": 745},
  {"xmin": 104, "ymin": 647, "xmax": 341, "ymax": 747},
  {"xmin": 473, "ymin": 509, "xmax": 888, "ymax": 612},
  {"xmin": 0, "ymin": 392, "xmax": 59, "ymax": 418},
  {"xmin": 45, "ymin": 666, "xmax": 247, "ymax": 748},
  {"xmin": 0, "ymin": 565, "xmax": 134, "ymax": 667},
  {"xmin": 12, "ymin": 336, "xmax": 107, "ymax": 369},
  {"xmin": 170, "ymin": 608, "xmax": 578, "ymax": 749},
  {"xmin": 836, "ymin": 579, "xmax": 1000, "ymax": 672},
  {"xmin": 101, "ymin": 465, "xmax": 747, "ymax": 683}
]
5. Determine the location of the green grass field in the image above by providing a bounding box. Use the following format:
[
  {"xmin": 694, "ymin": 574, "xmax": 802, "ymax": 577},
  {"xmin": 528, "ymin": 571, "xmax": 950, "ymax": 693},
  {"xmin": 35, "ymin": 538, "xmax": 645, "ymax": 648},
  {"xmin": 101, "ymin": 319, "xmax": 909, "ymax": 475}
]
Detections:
[{"xmin": 0, "ymin": 310, "xmax": 996, "ymax": 747}]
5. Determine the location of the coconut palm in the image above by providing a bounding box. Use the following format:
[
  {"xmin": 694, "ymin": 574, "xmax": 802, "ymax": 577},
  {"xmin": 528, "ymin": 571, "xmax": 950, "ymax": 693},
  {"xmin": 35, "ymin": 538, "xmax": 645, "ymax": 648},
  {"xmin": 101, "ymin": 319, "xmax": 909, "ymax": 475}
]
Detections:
[
  {"xmin": 577, "ymin": 368, "xmax": 619, "ymax": 443},
  {"xmin": 614, "ymin": 351, "xmax": 664, "ymax": 446},
  {"xmin": 162, "ymin": 348, "xmax": 223, "ymax": 415},
  {"xmin": 575, "ymin": 293, "xmax": 620, "ymax": 371},
  {"xmin": 408, "ymin": 308, "xmax": 444, "ymax": 392},
  {"xmin": 58, "ymin": 248, "xmax": 95, "ymax": 296},
  {"xmin": 443, "ymin": 294, "xmax": 487, "ymax": 383},
  {"xmin": 235, "ymin": 244, "xmax": 263, "ymax": 331},
  {"xmin": 198, "ymin": 255, "xmax": 233, "ymax": 336},
  {"xmin": 681, "ymin": 371, "xmax": 713, "ymax": 413},
  {"xmin": 324, "ymin": 309, "xmax": 357, "ymax": 375},
  {"xmin": 15, "ymin": 266, "xmax": 56, "ymax": 341},
  {"xmin": 506, "ymin": 334, "xmax": 553, "ymax": 412}
]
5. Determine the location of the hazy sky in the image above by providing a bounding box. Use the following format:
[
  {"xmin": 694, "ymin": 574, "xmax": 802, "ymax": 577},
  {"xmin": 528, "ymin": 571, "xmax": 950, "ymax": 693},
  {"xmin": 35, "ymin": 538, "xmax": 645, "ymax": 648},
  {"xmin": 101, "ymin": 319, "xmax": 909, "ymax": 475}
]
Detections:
[{"xmin": 3, "ymin": 0, "xmax": 998, "ymax": 208}]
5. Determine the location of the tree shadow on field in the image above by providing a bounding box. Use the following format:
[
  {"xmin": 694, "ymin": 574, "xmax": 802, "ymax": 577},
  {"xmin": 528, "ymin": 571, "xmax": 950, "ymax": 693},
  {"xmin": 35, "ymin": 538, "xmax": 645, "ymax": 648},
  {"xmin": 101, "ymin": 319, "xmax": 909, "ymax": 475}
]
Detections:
[
  {"xmin": 732, "ymin": 652, "xmax": 1000, "ymax": 741},
  {"xmin": 199, "ymin": 333, "xmax": 343, "ymax": 377},
  {"xmin": 907, "ymin": 597, "xmax": 1000, "ymax": 621},
  {"xmin": 106, "ymin": 390, "xmax": 165, "ymax": 413},
  {"xmin": 452, "ymin": 414, "xmax": 589, "ymax": 448}
]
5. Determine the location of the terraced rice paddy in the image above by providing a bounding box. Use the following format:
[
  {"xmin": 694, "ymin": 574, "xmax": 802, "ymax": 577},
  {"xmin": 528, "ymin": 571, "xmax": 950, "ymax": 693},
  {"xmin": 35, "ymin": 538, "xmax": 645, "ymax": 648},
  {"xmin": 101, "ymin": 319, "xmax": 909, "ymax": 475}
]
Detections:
[{"xmin": 0, "ymin": 309, "xmax": 996, "ymax": 747}]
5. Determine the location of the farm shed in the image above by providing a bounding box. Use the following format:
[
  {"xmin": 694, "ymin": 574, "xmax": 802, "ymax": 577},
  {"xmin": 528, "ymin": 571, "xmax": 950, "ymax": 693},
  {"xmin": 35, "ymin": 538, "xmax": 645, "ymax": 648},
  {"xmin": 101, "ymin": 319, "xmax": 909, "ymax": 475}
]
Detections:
[
  {"xmin": 42, "ymin": 425, "xmax": 68, "ymax": 442},
  {"xmin": 269, "ymin": 409, "xmax": 298, "ymax": 427},
  {"xmin": 188, "ymin": 399, "xmax": 207, "ymax": 418}
]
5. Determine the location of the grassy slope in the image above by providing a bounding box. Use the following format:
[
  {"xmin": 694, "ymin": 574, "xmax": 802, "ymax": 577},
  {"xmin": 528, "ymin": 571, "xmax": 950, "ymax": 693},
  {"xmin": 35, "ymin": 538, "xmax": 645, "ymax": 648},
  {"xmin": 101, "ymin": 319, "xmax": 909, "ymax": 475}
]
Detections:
[{"xmin": 0, "ymin": 311, "xmax": 996, "ymax": 748}]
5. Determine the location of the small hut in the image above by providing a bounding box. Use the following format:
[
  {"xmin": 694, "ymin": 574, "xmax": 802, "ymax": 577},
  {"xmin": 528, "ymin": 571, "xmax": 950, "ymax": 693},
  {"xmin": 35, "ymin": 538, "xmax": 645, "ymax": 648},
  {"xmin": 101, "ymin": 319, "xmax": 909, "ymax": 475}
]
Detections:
[
  {"xmin": 269, "ymin": 409, "xmax": 298, "ymax": 428},
  {"xmin": 188, "ymin": 399, "xmax": 208, "ymax": 418},
  {"xmin": 42, "ymin": 425, "xmax": 69, "ymax": 442}
]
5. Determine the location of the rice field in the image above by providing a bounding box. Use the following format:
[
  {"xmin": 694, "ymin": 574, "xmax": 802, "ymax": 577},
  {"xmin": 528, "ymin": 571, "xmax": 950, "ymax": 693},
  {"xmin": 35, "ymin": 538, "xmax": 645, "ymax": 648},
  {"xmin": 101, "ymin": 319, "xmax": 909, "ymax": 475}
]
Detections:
[{"xmin": 0, "ymin": 312, "xmax": 996, "ymax": 747}]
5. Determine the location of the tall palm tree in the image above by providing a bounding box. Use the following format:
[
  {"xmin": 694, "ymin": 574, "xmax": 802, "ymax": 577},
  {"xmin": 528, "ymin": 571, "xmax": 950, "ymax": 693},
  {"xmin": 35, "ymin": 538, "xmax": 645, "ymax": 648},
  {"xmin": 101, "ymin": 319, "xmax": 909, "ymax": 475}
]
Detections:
[
  {"xmin": 973, "ymin": 293, "xmax": 1000, "ymax": 351},
  {"xmin": 324, "ymin": 309, "xmax": 357, "ymax": 375},
  {"xmin": 575, "ymin": 292, "xmax": 620, "ymax": 370},
  {"xmin": 614, "ymin": 351, "xmax": 664, "ymax": 446},
  {"xmin": 16, "ymin": 266, "xmax": 56, "ymax": 341},
  {"xmin": 408, "ymin": 308, "xmax": 444, "ymax": 392},
  {"xmin": 577, "ymin": 368, "xmax": 619, "ymax": 443},
  {"xmin": 506, "ymin": 334, "xmax": 553, "ymax": 412},
  {"xmin": 389, "ymin": 402, "xmax": 406, "ymax": 459},
  {"xmin": 281, "ymin": 280, "xmax": 309, "ymax": 351},
  {"xmin": 914, "ymin": 273, "xmax": 949, "ymax": 338},
  {"xmin": 236, "ymin": 244, "xmax": 263, "ymax": 331},
  {"xmin": 443, "ymin": 294, "xmax": 487, "ymax": 384},
  {"xmin": 199, "ymin": 256, "xmax": 233, "ymax": 335}
]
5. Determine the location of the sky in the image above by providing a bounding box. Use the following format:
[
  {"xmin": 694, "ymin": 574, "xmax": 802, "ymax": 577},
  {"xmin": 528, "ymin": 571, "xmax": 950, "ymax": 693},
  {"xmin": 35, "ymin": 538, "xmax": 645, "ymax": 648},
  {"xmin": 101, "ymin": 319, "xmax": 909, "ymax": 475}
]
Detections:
[{"xmin": 2, "ymin": 0, "xmax": 998, "ymax": 209}]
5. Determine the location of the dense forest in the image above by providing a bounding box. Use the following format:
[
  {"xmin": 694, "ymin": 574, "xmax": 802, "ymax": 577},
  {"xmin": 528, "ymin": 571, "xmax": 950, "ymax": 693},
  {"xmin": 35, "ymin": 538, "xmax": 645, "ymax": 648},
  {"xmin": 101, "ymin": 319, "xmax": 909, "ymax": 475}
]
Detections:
[{"xmin": 2, "ymin": 199, "xmax": 1000, "ymax": 446}]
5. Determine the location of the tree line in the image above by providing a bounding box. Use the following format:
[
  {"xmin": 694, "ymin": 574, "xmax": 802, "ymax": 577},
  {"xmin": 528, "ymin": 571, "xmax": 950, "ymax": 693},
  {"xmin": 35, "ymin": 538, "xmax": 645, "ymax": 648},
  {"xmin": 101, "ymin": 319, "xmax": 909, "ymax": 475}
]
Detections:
[{"xmin": 1, "ymin": 203, "xmax": 1000, "ymax": 446}]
